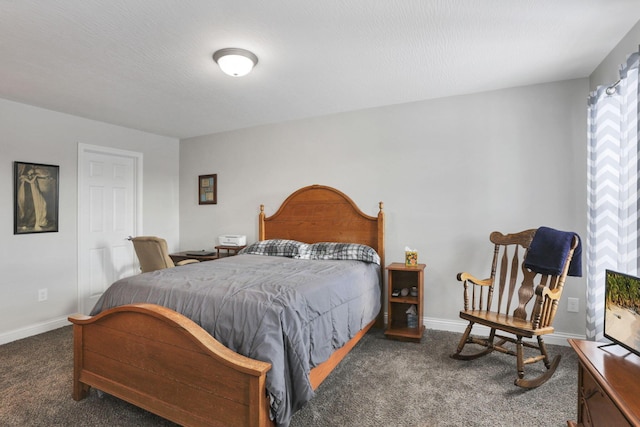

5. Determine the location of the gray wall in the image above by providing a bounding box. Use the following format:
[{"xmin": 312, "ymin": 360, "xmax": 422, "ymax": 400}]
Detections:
[
  {"xmin": 590, "ymin": 20, "xmax": 640, "ymax": 89},
  {"xmin": 0, "ymin": 98, "xmax": 180, "ymax": 344},
  {"xmin": 180, "ymin": 78, "xmax": 589, "ymax": 340},
  {"xmin": 3, "ymin": 21, "xmax": 638, "ymax": 345}
]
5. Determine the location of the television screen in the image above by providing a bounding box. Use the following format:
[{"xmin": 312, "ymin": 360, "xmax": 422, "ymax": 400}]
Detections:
[{"xmin": 604, "ymin": 270, "xmax": 640, "ymax": 357}]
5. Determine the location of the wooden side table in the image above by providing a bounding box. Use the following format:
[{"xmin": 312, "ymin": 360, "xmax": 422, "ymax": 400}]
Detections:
[
  {"xmin": 215, "ymin": 245, "xmax": 246, "ymax": 258},
  {"xmin": 384, "ymin": 262, "xmax": 426, "ymax": 342},
  {"xmin": 169, "ymin": 251, "xmax": 218, "ymax": 263}
]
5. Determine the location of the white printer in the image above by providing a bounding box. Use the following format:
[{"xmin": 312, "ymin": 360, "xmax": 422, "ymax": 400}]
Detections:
[{"xmin": 218, "ymin": 234, "xmax": 247, "ymax": 246}]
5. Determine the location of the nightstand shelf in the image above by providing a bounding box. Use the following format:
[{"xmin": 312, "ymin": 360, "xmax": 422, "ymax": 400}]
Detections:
[{"xmin": 385, "ymin": 262, "xmax": 425, "ymax": 342}]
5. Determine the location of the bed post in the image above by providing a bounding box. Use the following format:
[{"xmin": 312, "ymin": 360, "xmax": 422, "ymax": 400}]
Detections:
[
  {"xmin": 377, "ymin": 201, "xmax": 385, "ymax": 269},
  {"xmin": 71, "ymin": 319, "xmax": 91, "ymax": 401},
  {"xmin": 376, "ymin": 201, "xmax": 385, "ymax": 328},
  {"xmin": 259, "ymin": 204, "xmax": 266, "ymax": 241}
]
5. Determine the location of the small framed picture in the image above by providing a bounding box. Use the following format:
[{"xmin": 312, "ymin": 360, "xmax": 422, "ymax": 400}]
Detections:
[
  {"xmin": 14, "ymin": 161, "xmax": 60, "ymax": 234},
  {"xmin": 198, "ymin": 174, "xmax": 217, "ymax": 205}
]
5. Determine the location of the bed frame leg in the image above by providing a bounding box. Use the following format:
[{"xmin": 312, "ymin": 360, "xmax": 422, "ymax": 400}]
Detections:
[
  {"xmin": 72, "ymin": 380, "xmax": 90, "ymax": 401},
  {"xmin": 71, "ymin": 322, "xmax": 90, "ymax": 401}
]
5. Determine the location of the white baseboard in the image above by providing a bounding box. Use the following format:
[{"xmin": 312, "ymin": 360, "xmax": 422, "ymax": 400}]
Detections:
[
  {"xmin": 423, "ymin": 316, "xmax": 586, "ymax": 347},
  {"xmin": 2, "ymin": 314, "xmax": 587, "ymax": 347},
  {"xmin": 382, "ymin": 313, "xmax": 586, "ymax": 346},
  {"xmin": 0, "ymin": 316, "xmax": 71, "ymax": 345}
]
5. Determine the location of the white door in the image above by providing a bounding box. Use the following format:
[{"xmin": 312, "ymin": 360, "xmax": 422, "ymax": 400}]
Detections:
[{"xmin": 78, "ymin": 144, "xmax": 142, "ymax": 314}]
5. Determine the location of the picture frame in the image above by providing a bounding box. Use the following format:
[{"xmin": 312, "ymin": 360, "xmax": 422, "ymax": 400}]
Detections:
[
  {"xmin": 198, "ymin": 173, "xmax": 217, "ymax": 205},
  {"xmin": 14, "ymin": 161, "xmax": 60, "ymax": 234}
]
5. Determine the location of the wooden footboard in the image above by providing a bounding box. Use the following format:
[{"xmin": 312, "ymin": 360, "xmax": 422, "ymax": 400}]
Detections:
[
  {"xmin": 68, "ymin": 304, "xmax": 273, "ymax": 427},
  {"xmin": 69, "ymin": 303, "xmax": 375, "ymax": 427}
]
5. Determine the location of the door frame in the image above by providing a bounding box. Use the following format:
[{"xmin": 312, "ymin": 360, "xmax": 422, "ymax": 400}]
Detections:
[{"xmin": 77, "ymin": 143, "xmax": 143, "ymax": 313}]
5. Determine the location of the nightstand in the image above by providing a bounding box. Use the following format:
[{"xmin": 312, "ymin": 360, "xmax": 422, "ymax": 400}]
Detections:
[{"xmin": 384, "ymin": 262, "xmax": 426, "ymax": 342}]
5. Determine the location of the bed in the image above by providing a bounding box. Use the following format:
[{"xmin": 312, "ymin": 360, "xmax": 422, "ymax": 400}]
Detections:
[{"xmin": 68, "ymin": 184, "xmax": 385, "ymax": 427}]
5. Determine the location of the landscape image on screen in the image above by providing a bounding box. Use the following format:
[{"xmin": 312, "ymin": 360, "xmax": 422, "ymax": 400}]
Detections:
[{"xmin": 605, "ymin": 270, "xmax": 640, "ymax": 355}]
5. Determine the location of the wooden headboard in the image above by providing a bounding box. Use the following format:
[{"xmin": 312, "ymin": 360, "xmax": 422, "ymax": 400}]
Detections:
[{"xmin": 258, "ymin": 185, "xmax": 385, "ymax": 268}]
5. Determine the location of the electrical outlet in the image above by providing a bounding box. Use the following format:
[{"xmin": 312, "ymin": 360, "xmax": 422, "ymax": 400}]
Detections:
[
  {"xmin": 567, "ymin": 297, "xmax": 579, "ymax": 313},
  {"xmin": 38, "ymin": 288, "xmax": 48, "ymax": 302}
]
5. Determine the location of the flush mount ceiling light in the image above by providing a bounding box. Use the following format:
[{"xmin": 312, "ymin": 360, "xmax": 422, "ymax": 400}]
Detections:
[{"xmin": 212, "ymin": 48, "xmax": 258, "ymax": 77}]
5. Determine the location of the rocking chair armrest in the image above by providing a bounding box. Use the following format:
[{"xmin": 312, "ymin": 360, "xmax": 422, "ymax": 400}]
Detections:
[
  {"xmin": 457, "ymin": 272, "xmax": 492, "ymax": 286},
  {"xmin": 535, "ymin": 284, "xmax": 561, "ymax": 300}
]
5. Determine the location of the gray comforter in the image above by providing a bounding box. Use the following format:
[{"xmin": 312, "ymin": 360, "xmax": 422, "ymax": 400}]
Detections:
[{"xmin": 90, "ymin": 254, "xmax": 381, "ymax": 426}]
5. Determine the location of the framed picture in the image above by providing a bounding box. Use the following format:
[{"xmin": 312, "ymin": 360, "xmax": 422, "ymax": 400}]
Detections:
[
  {"xmin": 14, "ymin": 161, "xmax": 60, "ymax": 234},
  {"xmin": 198, "ymin": 174, "xmax": 217, "ymax": 205}
]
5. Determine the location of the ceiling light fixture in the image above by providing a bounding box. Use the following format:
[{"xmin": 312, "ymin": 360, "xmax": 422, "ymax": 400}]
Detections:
[{"xmin": 212, "ymin": 48, "xmax": 258, "ymax": 77}]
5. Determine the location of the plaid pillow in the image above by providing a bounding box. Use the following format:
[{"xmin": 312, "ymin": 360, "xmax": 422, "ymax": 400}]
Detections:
[
  {"xmin": 297, "ymin": 242, "xmax": 380, "ymax": 265},
  {"xmin": 238, "ymin": 239, "xmax": 308, "ymax": 258}
]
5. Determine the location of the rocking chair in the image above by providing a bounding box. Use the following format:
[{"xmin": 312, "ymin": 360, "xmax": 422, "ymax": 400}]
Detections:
[{"xmin": 451, "ymin": 227, "xmax": 581, "ymax": 388}]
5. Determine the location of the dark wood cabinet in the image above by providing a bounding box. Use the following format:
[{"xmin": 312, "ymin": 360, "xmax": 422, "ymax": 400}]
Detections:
[{"xmin": 568, "ymin": 339, "xmax": 640, "ymax": 427}]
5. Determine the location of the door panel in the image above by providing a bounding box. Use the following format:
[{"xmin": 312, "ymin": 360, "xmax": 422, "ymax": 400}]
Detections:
[{"xmin": 78, "ymin": 145, "xmax": 142, "ymax": 314}]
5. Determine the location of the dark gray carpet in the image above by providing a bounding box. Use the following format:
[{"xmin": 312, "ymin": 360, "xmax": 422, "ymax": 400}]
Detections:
[{"xmin": 0, "ymin": 326, "xmax": 578, "ymax": 426}]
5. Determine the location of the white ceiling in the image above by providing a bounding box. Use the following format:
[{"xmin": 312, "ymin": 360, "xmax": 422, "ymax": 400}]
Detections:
[{"xmin": 1, "ymin": 1, "xmax": 639, "ymax": 139}]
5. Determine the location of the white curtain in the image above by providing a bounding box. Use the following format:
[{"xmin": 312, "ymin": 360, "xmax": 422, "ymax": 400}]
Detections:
[{"xmin": 586, "ymin": 52, "xmax": 640, "ymax": 340}]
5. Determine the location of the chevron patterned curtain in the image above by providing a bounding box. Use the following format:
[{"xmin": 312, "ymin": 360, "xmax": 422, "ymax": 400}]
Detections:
[{"xmin": 587, "ymin": 52, "xmax": 640, "ymax": 340}]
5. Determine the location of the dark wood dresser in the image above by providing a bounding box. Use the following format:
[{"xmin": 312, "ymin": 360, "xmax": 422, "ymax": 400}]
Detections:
[{"xmin": 567, "ymin": 339, "xmax": 640, "ymax": 427}]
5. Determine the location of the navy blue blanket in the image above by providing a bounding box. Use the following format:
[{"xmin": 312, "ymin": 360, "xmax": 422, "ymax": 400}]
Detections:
[{"xmin": 523, "ymin": 227, "xmax": 582, "ymax": 277}]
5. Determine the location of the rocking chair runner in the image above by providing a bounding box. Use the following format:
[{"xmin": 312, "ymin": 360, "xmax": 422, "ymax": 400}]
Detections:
[{"xmin": 451, "ymin": 228, "xmax": 580, "ymax": 388}]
